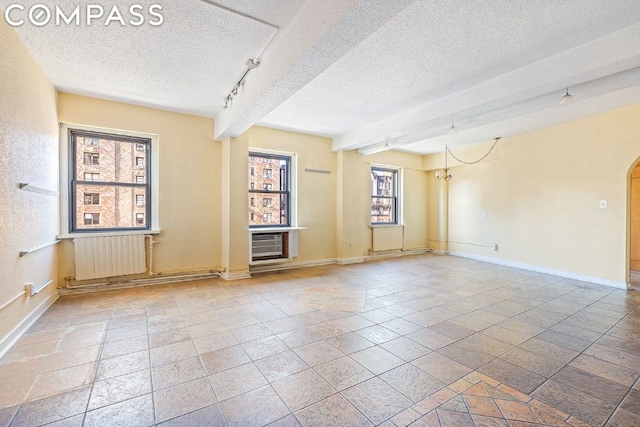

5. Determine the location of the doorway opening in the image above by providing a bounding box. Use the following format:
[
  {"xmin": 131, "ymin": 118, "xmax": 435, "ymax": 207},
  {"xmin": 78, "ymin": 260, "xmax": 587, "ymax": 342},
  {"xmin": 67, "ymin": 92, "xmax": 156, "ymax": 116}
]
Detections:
[{"xmin": 629, "ymin": 161, "xmax": 640, "ymax": 289}]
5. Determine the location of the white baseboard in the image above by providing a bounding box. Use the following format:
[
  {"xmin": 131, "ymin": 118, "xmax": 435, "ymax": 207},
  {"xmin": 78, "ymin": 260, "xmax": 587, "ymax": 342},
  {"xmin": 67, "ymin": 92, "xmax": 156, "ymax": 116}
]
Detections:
[
  {"xmin": 61, "ymin": 271, "xmax": 222, "ymax": 294},
  {"xmin": 0, "ymin": 290, "xmax": 59, "ymax": 359},
  {"xmin": 448, "ymin": 251, "xmax": 628, "ymax": 290},
  {"xmin": 337, "ymin": 257, "xmax": 365, "ymax": 265},
  {"xmin": 367, "ymin": 248, "xmax": 430, "ymax": 260},
  {"xmin": 251, "ymin": 258, "xmax": 338, "ymax": 273},
  {"xmin": 221, "ymin": 271, "xmax": 252, "ymax": 281},
  {"xmin": 252, "ymin": 250, "xmax": 432, "ymax": 273}
]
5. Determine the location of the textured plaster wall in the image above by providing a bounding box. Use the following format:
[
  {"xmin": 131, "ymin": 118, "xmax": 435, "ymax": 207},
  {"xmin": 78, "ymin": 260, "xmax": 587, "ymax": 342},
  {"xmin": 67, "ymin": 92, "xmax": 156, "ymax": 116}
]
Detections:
[{"xmin": 0, "ymin": 19, "xmax": 59, "ymax": 348}]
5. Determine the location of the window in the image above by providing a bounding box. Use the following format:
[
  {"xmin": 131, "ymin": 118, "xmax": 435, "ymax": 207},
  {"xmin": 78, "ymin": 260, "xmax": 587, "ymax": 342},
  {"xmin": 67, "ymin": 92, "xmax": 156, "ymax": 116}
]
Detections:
[
  {"xmin": 248, "ymin": 152, "xmax": 291, "ymax": 227},
  {"xmin": 371, "ymin": 167, "xmax": 398, "ymax": 224},
  {"xmin": 84, "ymin": 213, "xmax": 100, "ymax": 225},
  {"xmin": 84, "ymin": 193, "xmax": 100, "ymax": 205},
  {"xmin": 68, "ymin": 129, "xmax": 152, "ymax": 232},
  {"xmin": 83, "ymin": 153, "xmax": 99, "ymax": 165}
]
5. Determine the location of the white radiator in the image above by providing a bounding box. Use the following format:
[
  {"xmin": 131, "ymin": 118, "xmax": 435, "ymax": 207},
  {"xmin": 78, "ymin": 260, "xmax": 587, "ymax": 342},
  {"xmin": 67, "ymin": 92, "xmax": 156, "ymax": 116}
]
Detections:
[
  {"xmin": 372, "ymin": 226, "xmax": 404, "ymax": 252},
  {"xmin": 74, "ymin": 235, "xmax": 146, "ymax": 280}
]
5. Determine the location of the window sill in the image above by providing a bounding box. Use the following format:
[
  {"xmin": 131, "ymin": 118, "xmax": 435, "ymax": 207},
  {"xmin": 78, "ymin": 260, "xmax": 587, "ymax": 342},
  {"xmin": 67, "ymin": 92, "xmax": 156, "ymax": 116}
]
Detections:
[
  {"xmin": 370, "ymin": 224, "xmax": 404, "ymax": 228},
  {"xmin": 248, "ymin": 227, "xmax": 307, "ymax": 233},
  {"xmin": 57, "ymin": 230, "xmax": 160, "ymax": 239}
]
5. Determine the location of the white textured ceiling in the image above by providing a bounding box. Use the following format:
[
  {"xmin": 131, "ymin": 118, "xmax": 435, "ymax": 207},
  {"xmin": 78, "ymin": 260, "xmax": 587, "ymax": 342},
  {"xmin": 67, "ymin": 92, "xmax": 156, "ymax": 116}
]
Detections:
[
  {"xmin": 258, "ymin": 0, "xmax": 640, "ymax": 154},
  {"xmin": 6, "ymin": 0, "xmax": 640, "ymax": 154},
  {"xmin": 2, "ymin": 0, "xmax": 304, "ymax": 117}
]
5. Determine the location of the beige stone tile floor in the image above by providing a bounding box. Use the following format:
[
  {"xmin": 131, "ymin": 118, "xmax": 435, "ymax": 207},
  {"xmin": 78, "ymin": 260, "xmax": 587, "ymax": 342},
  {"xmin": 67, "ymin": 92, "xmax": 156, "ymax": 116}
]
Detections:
[{"xmin": 1, "ymin": 253, "xmax": 640, "ymax": 426}]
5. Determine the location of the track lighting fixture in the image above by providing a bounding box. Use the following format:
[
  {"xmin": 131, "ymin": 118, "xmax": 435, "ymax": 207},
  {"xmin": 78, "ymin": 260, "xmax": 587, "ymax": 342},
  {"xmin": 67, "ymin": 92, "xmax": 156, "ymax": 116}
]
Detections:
[{"xmin": 222, "ymin": 58, "xmax": 261, "ymax": 109}]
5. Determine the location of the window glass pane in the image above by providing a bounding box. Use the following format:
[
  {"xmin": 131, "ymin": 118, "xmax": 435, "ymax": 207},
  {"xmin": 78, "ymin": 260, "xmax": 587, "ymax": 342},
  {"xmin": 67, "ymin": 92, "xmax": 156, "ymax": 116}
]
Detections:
[
  {"xmin": 371, "ymin": 197, "xmax": 395, "ymax": 223},
  {"xmin": 84, "ymin": 193, "xmax": 100, "ymax": 205},
  {"xmin": 371, "ymin": 167, "xmax": 397, "ymax": 224},
  {"xmin": 371, "ymin": 169, "xmax": 395, "ymax": 197},
  {"xmin": 248, "ymin": 155, "xmax": 288, "ymax": 191},
  {"xmin": 248, "ymin": 193, "xmax": 288, "ymax": 226},
  {"xmin": 74, "ymin": 184, "xmax": 147, "ymax": 230},
  {"xmin": 75, "ymin": 135, "xmax": 146, "ymax": 183},
  {"xmin": 248, "ymin": 153, "xmax": 290, "ymax": 227}
]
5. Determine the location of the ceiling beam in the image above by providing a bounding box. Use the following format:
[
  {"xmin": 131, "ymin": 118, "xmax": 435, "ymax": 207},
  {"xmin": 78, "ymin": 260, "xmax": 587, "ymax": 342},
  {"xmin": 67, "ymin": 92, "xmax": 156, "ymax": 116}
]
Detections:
[
  {"xmin": 336, "ymin": 22, "xmax": 640, "ymax": 152},
  {"xmin": 213, "ymin": 0, "xmax": 418, "ymax": 141}
]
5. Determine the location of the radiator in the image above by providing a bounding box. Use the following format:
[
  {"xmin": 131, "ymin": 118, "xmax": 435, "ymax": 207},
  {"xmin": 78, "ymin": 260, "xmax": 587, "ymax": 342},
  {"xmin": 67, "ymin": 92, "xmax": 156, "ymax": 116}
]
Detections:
[
  {"xmin": 372, "ymin": 226, "xmax": 404, "ymax": 252},
  {"xmin": 74, "ymin": 235, "xmax": 146, "ymax": 280}
]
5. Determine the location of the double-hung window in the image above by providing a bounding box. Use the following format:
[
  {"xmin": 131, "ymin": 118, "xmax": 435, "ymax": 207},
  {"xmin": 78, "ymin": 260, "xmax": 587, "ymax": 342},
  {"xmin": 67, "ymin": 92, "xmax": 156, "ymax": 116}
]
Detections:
[
  {"xmin": 371, "ymin": 167, "xmax": 399, "ymax": 224},
  {"xmin": 68, "ymin": 129, "xmax": 152, "ymax": 232},
  {"xmin": 248, "ymin": 152, "xmax": 291, "ymax": 227}
]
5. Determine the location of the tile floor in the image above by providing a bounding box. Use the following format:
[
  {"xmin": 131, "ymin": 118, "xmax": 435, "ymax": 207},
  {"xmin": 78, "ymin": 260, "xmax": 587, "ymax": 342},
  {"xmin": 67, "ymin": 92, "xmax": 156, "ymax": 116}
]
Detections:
[{"xmin": 1, "ymin": 253, "xmax": 639, "ymax": 426}]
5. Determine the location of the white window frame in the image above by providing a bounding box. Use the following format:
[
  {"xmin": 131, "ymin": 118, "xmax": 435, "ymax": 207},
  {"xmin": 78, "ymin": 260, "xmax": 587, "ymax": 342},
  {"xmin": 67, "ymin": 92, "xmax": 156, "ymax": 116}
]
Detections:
[
  {"xmin": 58, "ymin": 123, "xmax": 160, "ymax": 237},
  {"xmin": 248, "ymin": 148, "xmax": 298, "ymax": 229}
]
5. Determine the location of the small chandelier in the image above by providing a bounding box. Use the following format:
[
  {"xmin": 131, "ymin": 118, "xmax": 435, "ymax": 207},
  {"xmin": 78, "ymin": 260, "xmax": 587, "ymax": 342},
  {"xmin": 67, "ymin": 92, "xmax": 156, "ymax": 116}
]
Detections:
[
  {"xmin": 435, "ymin": 169, "xmax": 452, "ymax": 180},
  {"xmin": 436, "ymin": 144, "xmax": 453, "ymax": 180}
]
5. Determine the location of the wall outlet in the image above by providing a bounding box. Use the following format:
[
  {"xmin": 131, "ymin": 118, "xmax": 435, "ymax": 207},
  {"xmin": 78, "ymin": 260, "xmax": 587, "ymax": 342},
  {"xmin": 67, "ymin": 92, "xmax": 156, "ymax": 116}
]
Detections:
[
  {"xmin": 494, "ymin": 244, "xmax": 499, "ymax": 251},
  {"xmin": 599, "ymin": 200, "xmax": 608, "ymax": 209}
]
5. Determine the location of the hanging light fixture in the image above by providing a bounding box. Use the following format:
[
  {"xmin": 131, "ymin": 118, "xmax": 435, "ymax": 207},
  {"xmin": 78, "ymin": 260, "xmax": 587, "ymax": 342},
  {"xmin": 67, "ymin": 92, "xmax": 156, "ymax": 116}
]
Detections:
[
  {"xmin": 448, "ymin": 122, "xmax": 457, "ymax": 135},
  {"xmin": 436, "ymin": 137, "xmax": 501, "ymax": 180},
  {"xmin": 383, "ymin": 142, "xmax": 391, "ymax": 151},
  {"xmin": 436, "ymin": 145, "xmax": 453, "ymax": 180},
  {"xmin": 560, "ymin": 87, "xmax": 574, "ymax": 105}
]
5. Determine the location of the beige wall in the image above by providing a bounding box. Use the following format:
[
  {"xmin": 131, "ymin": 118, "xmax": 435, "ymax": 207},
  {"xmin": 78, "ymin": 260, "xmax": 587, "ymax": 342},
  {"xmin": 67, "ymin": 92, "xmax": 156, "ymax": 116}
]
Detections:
[
  {"xmin": 247, "ymin": 127, "xmax": 338, "ymax": 263},
  {"xmin": 223, "ymin": 126, "xmax": 429, "ymax": 271},
  {"xmin": 424, "ymin": 104, "xmax": 640, "ymax": 286},
  {"xmin": 0, "ymin": 19, "xmax": 59, "ymax": 352},
  {"xmin": 57, "ymin": 93, "xmax": 221, "ymax": 278},
  {"xmin": 337, "ymin": 149, "xmax": 429, "ymax": 260}
]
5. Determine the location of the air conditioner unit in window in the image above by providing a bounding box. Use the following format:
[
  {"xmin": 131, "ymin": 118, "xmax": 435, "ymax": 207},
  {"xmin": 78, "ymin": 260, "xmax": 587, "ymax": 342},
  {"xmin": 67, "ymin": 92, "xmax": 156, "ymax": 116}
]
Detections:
[{"xmin": 250, "ymin": 232, "xmax": 289, "ymax": 264}]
